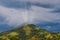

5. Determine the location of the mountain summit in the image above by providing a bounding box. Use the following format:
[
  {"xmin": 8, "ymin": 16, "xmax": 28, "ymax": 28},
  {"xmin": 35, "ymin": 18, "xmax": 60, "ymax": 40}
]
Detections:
[{"xmin": 0, "ymin": 24, "xmax": 60, "ymax": 40}]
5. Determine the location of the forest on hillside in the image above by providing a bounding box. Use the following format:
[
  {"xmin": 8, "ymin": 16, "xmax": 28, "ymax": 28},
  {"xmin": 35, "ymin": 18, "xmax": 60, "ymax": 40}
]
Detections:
[{"xmin": 0, "ymin": 24, "xmax": 60, "ymax": 40}]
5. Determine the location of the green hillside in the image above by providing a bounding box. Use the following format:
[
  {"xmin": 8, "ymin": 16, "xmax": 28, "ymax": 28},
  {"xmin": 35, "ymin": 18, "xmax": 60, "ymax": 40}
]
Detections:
[{"xmin": 0, "ymin": 24, "xmax": 60, "ymax": 40}]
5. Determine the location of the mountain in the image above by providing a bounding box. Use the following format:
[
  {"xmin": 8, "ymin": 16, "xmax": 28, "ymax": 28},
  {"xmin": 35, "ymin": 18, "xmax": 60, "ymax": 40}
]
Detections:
[{"xmin": 0, "ymin": 24, "xmax": 60, "ymax": 40}]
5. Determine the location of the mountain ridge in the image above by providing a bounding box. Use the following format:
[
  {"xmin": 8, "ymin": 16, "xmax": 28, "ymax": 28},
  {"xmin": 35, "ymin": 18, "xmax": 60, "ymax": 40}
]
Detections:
[{"xmin": 0, "ymin": 24, "xmax": 60, "ymax": 40}]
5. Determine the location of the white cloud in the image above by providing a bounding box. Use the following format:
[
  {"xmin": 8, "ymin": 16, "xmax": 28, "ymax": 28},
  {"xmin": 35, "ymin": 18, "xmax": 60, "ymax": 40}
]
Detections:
[
  {"xmin": 0, "ymin": 6, "xmax": 29, "ymax": 26},
  {"xmin": 20, "ymin": 0, "xmax": 60, "ymax": 9},
  {"xmin": 28, "ymin": 6, "xmax": 60, "ymax": 24},
  {"xmin": 38, "ymin": 0, "xmax": 60, "ymax": 9},
  {"xmin": 20, "ymin": 0, "xmax": 60, "ymax": 4},
  {"xmin": 0, "ymin": 5, "xmax": 60, "ymax": 27},
  {"xmin": 27, "ymin": 0, "xmax": 60, "ymax": 5}
]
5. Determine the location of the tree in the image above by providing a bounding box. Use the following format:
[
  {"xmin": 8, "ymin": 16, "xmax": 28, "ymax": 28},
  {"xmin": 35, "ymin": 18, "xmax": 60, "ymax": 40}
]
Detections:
[
  {"xmin": 45, "ymin": 33, "xmax": 53, "ymax": 40},
  {"xmin": 29, "ymin": 35, "xmax": 39, "ymax": 40},
  {"xmin": 9, "ymin": 32, "xmax": 20, "ymax": 40},
  {"xmin": 23, "ymin": 26, "xmax": 31, "ymax": 35},
  {"xmin": 1, "ymin": 35, "xmax": 10, "ymax": 40}
]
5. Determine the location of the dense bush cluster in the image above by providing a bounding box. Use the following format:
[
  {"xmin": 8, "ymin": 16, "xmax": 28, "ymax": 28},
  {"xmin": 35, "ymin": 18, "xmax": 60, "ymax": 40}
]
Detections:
[{"xmin": 0, "ymin": 24, "xmax": 60, "ymax": 40}]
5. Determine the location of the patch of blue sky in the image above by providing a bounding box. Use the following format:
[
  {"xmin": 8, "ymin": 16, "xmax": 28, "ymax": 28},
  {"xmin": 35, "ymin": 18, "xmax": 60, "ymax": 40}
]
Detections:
[
  {"xmin": 0, "ymin": 24, "xmax": 14, "ymax": 32},
  {"xmin": 35, "ymin": 22, "xmax": 60, "ymax": 32}
]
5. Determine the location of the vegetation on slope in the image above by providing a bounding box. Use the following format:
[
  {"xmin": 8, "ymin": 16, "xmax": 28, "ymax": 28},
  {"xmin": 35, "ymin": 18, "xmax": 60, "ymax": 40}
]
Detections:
[{"xmin": 0, "ymin": 24, "xmax": 60, "ymax": 40}]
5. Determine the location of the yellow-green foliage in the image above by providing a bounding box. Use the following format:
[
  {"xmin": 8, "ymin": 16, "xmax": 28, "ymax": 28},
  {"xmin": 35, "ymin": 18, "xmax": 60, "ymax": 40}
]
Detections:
[
  {"xmin": 0, "ymin": 35, "xmax": 10, "ymax": 40},
  {"xmin": 0, "ymin": 24, "xmax": 60, "ymax": 40},
  {"xmin": 9, "ymin": 32, "xmax": 19, "ymax": 37},
  {"xmin": 23, "ymin": 26, "xmax": 31, "ymax": 35}
]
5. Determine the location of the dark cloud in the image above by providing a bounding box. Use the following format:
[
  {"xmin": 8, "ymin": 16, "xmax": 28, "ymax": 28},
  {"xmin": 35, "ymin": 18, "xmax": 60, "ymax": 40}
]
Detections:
[
  {"xmin": 0, "ymin": 0, "xmax": 31, "ymax": 9},
  {"xmin": 0, "ymin": 0, "xmax": 54, "ymax": 9},
  {"xmin": 51, "ymin": 8, "xmax": 60, "ymax": 13},
  {"xmin": 31, "ymin": 2, "xmax": 54, "ymax": 8},
  {"xmin": 0, "ymin": 15, "xmax": 5, "ymax": 22}
]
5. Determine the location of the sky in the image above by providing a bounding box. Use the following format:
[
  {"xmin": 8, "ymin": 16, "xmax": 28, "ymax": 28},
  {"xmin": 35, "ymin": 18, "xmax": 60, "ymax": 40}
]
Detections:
[{"xmin": 0, "ymin": 0, "xmax": 60, "ymax": 32}]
